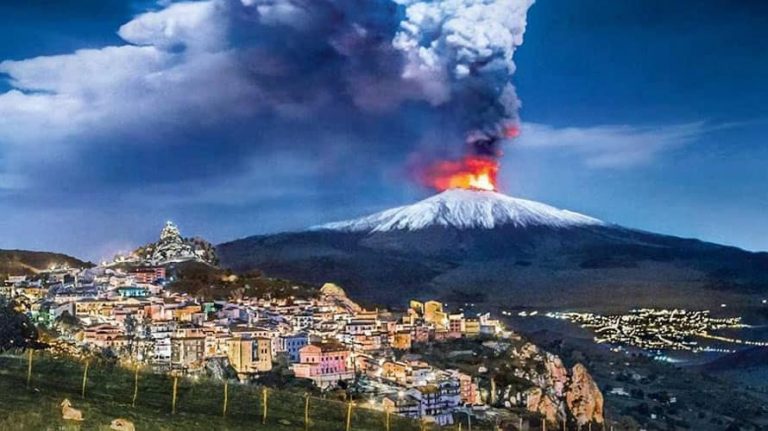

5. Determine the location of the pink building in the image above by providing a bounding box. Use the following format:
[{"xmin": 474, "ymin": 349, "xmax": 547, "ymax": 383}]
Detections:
[{"xmin": 292, "ymin": 342, "xmax": 354, "ymax": 388}]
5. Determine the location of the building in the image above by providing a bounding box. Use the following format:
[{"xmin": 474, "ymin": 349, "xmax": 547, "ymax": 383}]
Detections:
[
  {"xmin": 117, "ymin": 286, "xmax": 150, "ymax": 298},
  {"xmin": 423, "ymin": 300, "xmax": 448, "ymax": 329},
  {"xmin": 130, "ymin": 267, "xmax": 166, "ymax": 284},
  {"xmin": 277, "ymin": 333, "xmax": 309, "ymax": 363},
  {"xmin": 81, "ymin": 323, "xmax": 127, "ymax": 350},
  {"xmin": 382, "ymin": 379, "xmax": 460, "ymax": 426},
  {"xmin": 383, "ymin": 393, "xmax": 421, "ymax": 420},
  {"xmin": 292, "ymin": 342, "xmax": 354, "ymax": 388},
  {"xmin": 381, "ymin": 361, "xmax": 409, "ymax": 384},
  {"xmin": 463, "ymin": 318, "xmax": 481, "ymax": 337},
  {"xmin": 227, "ymin": 336, "xmax": 273, "ymax": 376},
  {"xmin": 455, "ymin": 371, "xmax": 480, "ymax": 405},
  {"xmin": 391, "ymin": 331, "xmax": 412, "ymax": 350},
  {"xmin": 417, "ymin": 379, "xmax": 461, "ymax": 426},
  {"xmin": 171, "ymin": 334, "xmax": 205, "ymax": 371}
]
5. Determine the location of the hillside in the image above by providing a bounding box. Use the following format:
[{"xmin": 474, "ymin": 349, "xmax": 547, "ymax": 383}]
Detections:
[
  {"xmin": 167, "ymin": 260, "xmax": 317, "ymax": 300},
  {"xmin": 0, "ymin": 352, "xmax": 424, "ymax": 431},
  {"xmin": 0, "ymin": 249, "xmax": 90, "ymax": 278},
  {"xmin": 218, "ymin": 190, "xmax": 768, "ymax": 311}
]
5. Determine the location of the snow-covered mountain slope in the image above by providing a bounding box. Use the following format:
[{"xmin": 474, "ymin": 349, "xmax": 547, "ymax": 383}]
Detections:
[{"xmin": 313, "ymin": 189, "xmax": 606, "ymax": 233}]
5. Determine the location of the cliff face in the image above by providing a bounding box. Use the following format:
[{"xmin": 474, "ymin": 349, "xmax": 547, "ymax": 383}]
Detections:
[
  {"xmin": 525, "ymin": 387, "xmax": 561, "ymax": 423},
  {"xmin": 566, "ymin": 363, "xmax": 605, "ymax": 426},
  {"xmin": 502, "ymin": 343, "xmax": 604, "ymax": 426}
]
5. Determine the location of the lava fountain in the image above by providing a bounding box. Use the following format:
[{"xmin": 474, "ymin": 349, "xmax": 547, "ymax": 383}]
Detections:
[{"xmin": 419, "ymin": 156, "xmax": 499, "ymax": 192}]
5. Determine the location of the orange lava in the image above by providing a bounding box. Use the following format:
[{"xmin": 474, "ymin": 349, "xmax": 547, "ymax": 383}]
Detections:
[{"xmin": 420, "ymin": 156, "xmax": 499, "ymax": 192}]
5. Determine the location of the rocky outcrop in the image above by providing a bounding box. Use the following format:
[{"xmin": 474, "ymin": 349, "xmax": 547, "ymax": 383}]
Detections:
[
  {"xmin": 565, "ymin": 363, "xmax": 604, "ymax": 426},
  {"xmin": 502, "ymin": 342, "xmax": 604, "ymax": 426},
  {"xmin": 133, "ymin": 222, "xmax": 218, "ymax": 266},
  {"xmin": 525, "ymin": 387, "xmax": 562, "ymax": 423},
  {"xmin": 319, "ymin": 282, "xmax": 362, "ymax": 313}
]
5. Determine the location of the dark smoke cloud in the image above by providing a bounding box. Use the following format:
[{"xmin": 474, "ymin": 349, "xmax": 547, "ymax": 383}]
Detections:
[{"xmin": 0, "ymin": 0, "xmax": 534, "ymax": 188}]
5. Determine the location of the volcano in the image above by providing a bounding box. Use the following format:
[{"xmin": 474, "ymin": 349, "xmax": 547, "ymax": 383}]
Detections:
[{"xmin": 218, "ymin": 190, "xmax": 768, "ymax": 310}]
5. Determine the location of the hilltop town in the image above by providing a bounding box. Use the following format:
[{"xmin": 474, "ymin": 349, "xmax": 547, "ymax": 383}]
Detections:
[{"xmin": 1, "ymin": 223, "xmax": 604, "ymax": 428}]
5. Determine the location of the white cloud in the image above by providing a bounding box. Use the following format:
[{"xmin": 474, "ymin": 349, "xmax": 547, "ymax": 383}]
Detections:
[
  {"xmin": 117, "ymin": 1, "xmax": 227, "ymax": 52},
  {"xmin": 517, "ymin": 122, "xmax": 711, "ymax": 168}
]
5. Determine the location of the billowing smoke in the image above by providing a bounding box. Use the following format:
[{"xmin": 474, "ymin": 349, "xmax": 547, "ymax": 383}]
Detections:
[
  {"xmin": 0, "ymin": 0, "xmax": 535, "ymax": 197},
  {"xmin": 393, "ymin": 0, "xmax": 534, "ymax": 158},
  {"xmin": 223, "ymin": 0, "xmax": 534, "ymax": 179}
]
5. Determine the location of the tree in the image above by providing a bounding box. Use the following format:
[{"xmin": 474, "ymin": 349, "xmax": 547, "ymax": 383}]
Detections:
[{"xmin": 0, "ymin": 297, "xmax": 39, "ymax": 351}]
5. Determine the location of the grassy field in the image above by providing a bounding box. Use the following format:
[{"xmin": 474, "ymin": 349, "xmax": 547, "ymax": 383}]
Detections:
[{"xmin": 0, "ymin": 352, "xmax": 430, "ymax": 431}]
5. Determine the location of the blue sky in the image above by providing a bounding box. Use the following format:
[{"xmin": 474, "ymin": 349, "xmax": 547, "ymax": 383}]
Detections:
[{"xmin": 0, "ymin": 0, "xmax": 766, "ymax": 260}]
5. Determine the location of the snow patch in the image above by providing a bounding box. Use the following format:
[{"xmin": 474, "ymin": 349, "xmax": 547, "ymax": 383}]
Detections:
[{"xmin": 313, "ymin": 189, "xmax": 605, "ymax": 233}]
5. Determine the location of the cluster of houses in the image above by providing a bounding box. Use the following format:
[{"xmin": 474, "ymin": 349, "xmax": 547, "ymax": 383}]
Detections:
[{"xmin": 3, "ymin": 265, "xmax": 510, "ymax": 426}]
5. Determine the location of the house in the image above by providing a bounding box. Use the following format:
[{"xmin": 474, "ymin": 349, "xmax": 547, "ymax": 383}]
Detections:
[
  {"xmin": 292, "ymin": 342, "xmax": 354, "ymax": 388},
  {"xmin": 382, "ymin": 379, "xmax": 460, "ymax": 426},
  {"xmin": 454, "ymin": 371, "xmax": 480, "ymax": 405},
  {"xmin": 391, "ymin": 331, "xmax": 412, "ymax": 350},
  {"xmin": 381, "ymin": 361, "xmax": 409, "ymax": 384},
  {"xmin": 463, "ymin": 318, "xmax": 481, "ymax": 337},
  {"xmin": 276, "ymin": 333, "xmax": 309, "ymax": 363},
  {"xmin": 171, "ymin": 333, "xmax": 205, "ymax": 371},
  {"xmin": 82, "ymin": 323, "xmax": 126, "ymax": 350},
  {"xmin": 448, "ymin": 314, "xmax": 465, "ymax": 333},
  {"xmin": 383, "ymin": 393, "xmax": 421, "ymax": 420},
  {"xmin": 423, "ymin": 300, "xmax": 448, "ymax": 329},
  {"xmin": 416, "ymin": 379, "xmax": 461, "ymax": 426},
  {"xmin": 130, "ymin": 267, "xmax": 166, "ymax": 284},
  {"xmin": 227, "ymin": 336, "xmax": 272, "ymax": 376}
]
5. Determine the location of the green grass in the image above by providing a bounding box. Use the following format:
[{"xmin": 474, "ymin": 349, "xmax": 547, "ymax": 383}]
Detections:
[{"xmin": 0, "ymin": 353, "xmax": 429, "ymax": 431}]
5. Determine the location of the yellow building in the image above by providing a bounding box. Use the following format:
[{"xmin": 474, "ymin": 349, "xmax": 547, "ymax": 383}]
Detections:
[
  {"xmin": 172, "ymin": 304, "xmax": 202, "ymax": 322},
  {"xmin": 409, "ymin": 300, "xmax": 424, "ymax": 314},
  {"xmin": 424, "ymin": 300, "xmax": 448, "ymax": 329},
  {"xmin": 391, "ymin": 331, "xmax": 412, "ymax": 350},
  {"xmin": 227, "ymin": 336, "xmax": 272, "ymax": 376},
  {"xmin": 381, "ymin": 361, "xmax": 409, "ymax": 384},
  {"xmin": 463, "ymin": 318, "xmax": 481, "ymax": 337},
  {"xmin": 75, "ymin": 300, "xmax": 116, "ymax": 318}
]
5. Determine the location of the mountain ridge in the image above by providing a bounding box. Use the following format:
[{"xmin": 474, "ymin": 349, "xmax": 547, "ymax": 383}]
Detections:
[
  {"xmin": 218, "ymin": 190, "xmax": 768, "ymax": 310},
  {"xmin": 0, "ymin": 249, "xmax": 91, "ymax": 277}
]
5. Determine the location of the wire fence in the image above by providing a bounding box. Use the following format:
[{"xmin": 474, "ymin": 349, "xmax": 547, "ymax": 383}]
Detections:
[{"xmin": 0, "ymin": 350, "xmax": 446, "ymax": 431}]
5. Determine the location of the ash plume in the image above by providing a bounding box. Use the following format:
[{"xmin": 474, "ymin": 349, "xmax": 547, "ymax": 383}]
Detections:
[
  {"xmin": 393, "ymin": 0, "xmax": 534, "ymax": 157},
  {"xmin": 0, "ymin": 0, "xmax": 536, "ymax": 198}
]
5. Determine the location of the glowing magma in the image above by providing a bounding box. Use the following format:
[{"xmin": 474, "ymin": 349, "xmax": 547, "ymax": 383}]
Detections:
[{"xmin": 420, "ymin": 156, "xmax": 499, "ymax": 192}]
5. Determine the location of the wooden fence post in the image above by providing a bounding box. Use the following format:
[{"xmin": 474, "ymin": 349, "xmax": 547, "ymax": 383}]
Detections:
[
  {"xmin": 171, "ymin": 376, "xmax": 179, "ymax": 414},
  {"xmin": 345, "ymin": 401, "xmax": 353, "ymax": 431},
  {"xmin": 222, "ymin": 381, "xmax": 229, "ymax": 417},
  {"xmin": 81, "ymin": 361, "xmax": 89, "ymax": 398},
  {"xmin": 304, "ymin": 394, "xmax": 310, "ymax": 431},
  {"xmin": 26, "ymin": 349, "xmax": 33, "ymax": 388},
  {"xmin": 132, "ymin": 366, "xmax": 139, "ymax": 407},
  {"xmin": 262, "ymin": 387, "xmax": 268, "ymax": 424},
  {"xmin": 386, "ymin": 407, "xmax": 390, "ymax": 431}
]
